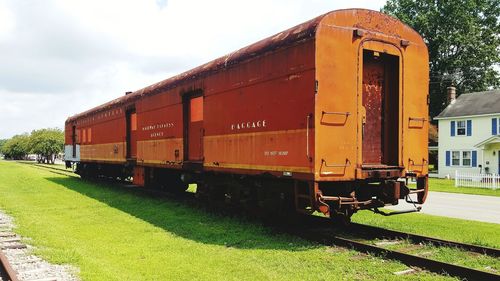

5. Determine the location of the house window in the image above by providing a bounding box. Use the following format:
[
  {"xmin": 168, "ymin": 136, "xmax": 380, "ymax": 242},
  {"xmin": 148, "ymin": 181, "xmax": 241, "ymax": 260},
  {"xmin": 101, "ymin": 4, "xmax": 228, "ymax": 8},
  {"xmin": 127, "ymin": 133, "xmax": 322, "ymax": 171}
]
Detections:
[
  {"xmin": 451, "ymin": 119, "xmax": 471, "ymax": 136},
  {"xmin": 462, "ymin": 151, "xmax": 471, "ymax": 166},
  {"xmin": 451, "ymin": 151, "xmax": 460, "ymax": 166},
  {"xmin": 451, "ymin": 150, "xmax": 472, "ymax": 167},
  {"xmin": 456, "ymin": 120, "xmax": 466, "ymax": 135}
]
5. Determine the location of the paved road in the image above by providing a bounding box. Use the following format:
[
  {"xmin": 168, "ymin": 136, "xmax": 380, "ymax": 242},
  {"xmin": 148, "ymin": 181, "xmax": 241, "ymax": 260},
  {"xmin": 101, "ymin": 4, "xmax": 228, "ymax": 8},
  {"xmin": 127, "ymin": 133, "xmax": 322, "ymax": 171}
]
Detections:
[{"xmin": 388, "ymin": 191, "xmax": 500, "ymax": 224}]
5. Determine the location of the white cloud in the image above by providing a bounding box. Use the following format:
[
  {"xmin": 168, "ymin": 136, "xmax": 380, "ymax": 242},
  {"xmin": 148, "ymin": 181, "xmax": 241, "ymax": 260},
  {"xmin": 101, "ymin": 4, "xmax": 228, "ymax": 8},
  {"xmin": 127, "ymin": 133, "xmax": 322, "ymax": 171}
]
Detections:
[
  {"xmin": 0, "ymin": 2, "xmax": 15, "ymax": 42},
  {"xmin": 0, "ymin": 0, "xmax": 386, "ymax": 138}
]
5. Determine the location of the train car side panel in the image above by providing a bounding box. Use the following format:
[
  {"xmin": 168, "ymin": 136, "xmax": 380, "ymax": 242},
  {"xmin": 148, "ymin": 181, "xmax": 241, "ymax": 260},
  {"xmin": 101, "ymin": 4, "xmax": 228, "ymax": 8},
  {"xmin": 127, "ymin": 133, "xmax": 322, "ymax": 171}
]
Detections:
[
  {"xmin": 136, "ymin": 94, "xmax": 184, "ymax": 166},
  {"xmin": 202, "ymin": 40, "xmax": 316, "ymax": 176},
  {"xmin": 78, "ymin": 109, "xmax": 127, "ymax": 163}
]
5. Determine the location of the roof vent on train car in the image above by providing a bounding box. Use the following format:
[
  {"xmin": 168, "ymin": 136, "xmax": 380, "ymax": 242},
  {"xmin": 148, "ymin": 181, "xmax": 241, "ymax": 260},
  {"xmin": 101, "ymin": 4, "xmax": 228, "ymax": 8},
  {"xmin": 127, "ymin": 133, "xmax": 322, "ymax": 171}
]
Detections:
[
  {"xmin": 353, "ymin": 29, "xmax": 365, "ymax": 38},
  {"xmin": 400, "ymin": 39, "xmax": 410, "ymax": 47},
  {"xmin": 125, "ymin": 91, "xmax": 133, "ymax": 95}
]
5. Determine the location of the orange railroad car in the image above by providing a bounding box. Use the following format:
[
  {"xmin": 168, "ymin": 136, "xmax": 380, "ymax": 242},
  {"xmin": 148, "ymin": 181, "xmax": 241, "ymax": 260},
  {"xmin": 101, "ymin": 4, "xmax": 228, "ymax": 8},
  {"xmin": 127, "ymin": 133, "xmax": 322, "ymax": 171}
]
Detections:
[{"xmin": 65, "ymin": 9, "xmax": 429, "ymax": 222}]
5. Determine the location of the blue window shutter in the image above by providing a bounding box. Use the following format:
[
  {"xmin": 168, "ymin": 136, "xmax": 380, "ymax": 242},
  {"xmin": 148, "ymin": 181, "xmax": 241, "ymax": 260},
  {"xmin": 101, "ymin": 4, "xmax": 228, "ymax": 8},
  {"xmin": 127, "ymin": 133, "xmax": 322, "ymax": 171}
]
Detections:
[
  {"xmin": 472, "ymin": 151, "xmax": 477, "ymax": 167},
  {"xmin": 466, "ymin": 120, "xmax": 472, "ymax": 136},
  {"xmin": 445, "ymin": 151, "xmax": 450, "ymax": 166},
  {"xmin": 493, "ymin": 118, "xmax": 498, "ymax": 135},
  {"xmin": 450, "ymin": 121, "xmax": 455, "ymax": 136}
]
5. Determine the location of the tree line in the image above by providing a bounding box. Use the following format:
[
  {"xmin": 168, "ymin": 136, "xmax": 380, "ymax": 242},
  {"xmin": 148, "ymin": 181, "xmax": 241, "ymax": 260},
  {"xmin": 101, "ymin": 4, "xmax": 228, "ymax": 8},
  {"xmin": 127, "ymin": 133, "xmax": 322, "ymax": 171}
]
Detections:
[
  {"xmin": 383, "ymin": 0, "xmax": 499, "ymax": 118},
  {"xmin": 0, "ymin": 128, "xmax": 64, "ymax": 164}
]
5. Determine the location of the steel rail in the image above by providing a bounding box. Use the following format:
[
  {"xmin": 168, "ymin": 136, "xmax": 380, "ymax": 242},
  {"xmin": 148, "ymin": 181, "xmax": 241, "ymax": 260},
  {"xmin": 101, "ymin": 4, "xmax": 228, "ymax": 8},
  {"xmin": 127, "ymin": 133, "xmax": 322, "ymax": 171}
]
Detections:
[
  {"xmin": 0, "ymin": 250, "xmax": 18, "ymax": 281},
  {"xmin": 323, "ymin": 235, "xmax": 499, "ymax": 281},
  {"xmin": 298, "ymin": 215, "xmax": 500, "ymax": 280},
  {"xmin": 19, "ymin": 162, "xmax": 78, "ymax": 177},
  {"xmin": 348, "ymin": 222, "xmax": 500, "ymax": 258},
  {"xmin": 305, "ymin": 215, "xmax": 500, "ymax": 258}
]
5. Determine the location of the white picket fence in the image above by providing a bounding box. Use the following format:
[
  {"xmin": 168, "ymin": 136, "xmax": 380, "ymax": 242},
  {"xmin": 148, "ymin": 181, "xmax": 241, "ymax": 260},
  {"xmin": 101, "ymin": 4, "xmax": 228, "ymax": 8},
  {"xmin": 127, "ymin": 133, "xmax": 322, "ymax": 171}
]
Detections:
[{"xmin": 455, "ymin": 171, "xmax": 500, "ymax": 189}]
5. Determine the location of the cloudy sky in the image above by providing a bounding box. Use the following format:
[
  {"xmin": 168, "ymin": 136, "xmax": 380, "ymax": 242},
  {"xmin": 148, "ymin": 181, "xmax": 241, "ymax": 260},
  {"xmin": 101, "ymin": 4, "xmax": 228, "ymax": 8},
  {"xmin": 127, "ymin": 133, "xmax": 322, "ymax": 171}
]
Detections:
[{"xmin": 0, "ymin": 0, "xmax": 385, "ymax": 139}]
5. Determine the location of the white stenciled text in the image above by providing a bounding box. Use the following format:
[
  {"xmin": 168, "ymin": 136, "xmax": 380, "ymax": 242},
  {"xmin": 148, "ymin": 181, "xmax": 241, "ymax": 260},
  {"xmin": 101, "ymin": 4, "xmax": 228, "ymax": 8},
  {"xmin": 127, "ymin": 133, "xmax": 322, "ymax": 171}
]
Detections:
[{"xmin": 231, "ymin": 120, "xmax": 266, "ymax": 131}]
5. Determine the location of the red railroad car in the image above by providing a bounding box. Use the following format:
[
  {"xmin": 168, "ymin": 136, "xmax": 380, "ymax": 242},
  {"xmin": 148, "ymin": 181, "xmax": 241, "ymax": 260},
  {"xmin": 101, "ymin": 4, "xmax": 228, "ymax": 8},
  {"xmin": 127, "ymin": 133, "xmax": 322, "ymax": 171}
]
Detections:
[{"xmin": 65, "ymin": 9, "xmax": 429, "ymax": 221}]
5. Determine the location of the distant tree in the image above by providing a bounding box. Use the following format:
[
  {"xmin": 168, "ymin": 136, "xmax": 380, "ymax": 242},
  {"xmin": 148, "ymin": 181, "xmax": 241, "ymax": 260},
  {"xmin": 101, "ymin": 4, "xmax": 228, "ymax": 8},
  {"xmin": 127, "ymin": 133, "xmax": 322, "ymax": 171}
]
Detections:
[
  {"xmin": 2, "ymin": 134, "xmax": 30, "ymax": 160},
  {"xmin": 382, "ymin": 0, "xmax": 500, "ymax": 118},
  {"xmin": 428, "ymin": 123, "xmax": 438, "ymax": 144},
  {"xmin": 0, "ymin": 139, "xmax": 7, "ymax": 155},
  {"xmin": 29, "ymin": 128, "xmax": 64, "ymax": 164}
]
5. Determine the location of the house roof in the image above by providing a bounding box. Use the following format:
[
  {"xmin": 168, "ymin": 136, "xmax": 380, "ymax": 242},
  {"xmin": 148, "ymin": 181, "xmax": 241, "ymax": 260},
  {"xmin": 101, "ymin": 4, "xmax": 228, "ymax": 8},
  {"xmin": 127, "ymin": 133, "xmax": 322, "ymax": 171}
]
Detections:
[
  {"xmin": 474, "ymin": 135, "xmax": 500, "ymax": 149},
  {"xmin": 434, "ymin": 89, "xmax": 500, "ymax": 119}
]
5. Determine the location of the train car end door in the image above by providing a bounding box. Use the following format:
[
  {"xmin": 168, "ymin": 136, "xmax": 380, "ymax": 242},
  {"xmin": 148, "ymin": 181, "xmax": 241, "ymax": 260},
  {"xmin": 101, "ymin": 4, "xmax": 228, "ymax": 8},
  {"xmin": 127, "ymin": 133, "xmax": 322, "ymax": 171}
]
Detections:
[{"xmin": 361, "ymin": 49, "xmax": 399, "ymax": 166}]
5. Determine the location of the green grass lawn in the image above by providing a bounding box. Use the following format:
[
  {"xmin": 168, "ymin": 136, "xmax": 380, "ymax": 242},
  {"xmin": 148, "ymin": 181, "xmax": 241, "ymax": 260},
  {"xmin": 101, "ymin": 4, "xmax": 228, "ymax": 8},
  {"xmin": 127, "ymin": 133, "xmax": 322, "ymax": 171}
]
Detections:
[
  {"xmin": 428, "ymin": 178, "xmax": 500, "ymax": 197},
  {"xmin": 0, "ymin": 161, "xmax": 498, "ymax": 280}
]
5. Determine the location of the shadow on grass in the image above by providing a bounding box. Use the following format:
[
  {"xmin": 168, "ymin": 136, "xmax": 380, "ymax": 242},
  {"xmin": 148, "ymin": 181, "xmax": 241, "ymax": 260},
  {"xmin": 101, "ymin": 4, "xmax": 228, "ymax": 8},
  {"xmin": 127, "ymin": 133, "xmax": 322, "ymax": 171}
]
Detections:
[{"xmin": 46, "ymin": 176, "xmax": 318, "ymax": 251}]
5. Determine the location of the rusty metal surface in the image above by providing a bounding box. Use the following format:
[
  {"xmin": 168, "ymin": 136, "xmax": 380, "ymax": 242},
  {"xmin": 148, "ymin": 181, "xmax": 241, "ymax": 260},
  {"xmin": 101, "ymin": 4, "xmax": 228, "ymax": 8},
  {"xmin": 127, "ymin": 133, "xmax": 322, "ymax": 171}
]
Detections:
[
  {"xmin": 362, "ymin": 53, "xmax": 384, "ymax": 164},
  {"xmin": 0, "ymin": 249, "xmax": 19, "ymax": 281},
  {"xmin": 313, "ymin": 9, "xmax": 429, "ymax": 181},
  {"xmin": 65, "ymin": 9, "xmax": 429, "ymax": 191}
]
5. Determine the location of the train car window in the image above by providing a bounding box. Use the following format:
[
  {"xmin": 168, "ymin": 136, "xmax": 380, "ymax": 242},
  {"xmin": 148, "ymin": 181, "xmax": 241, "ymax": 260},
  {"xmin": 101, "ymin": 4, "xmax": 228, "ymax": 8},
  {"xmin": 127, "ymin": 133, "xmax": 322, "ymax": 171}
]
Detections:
[
  {"xmin": 131, "ymin": 113, "xmax": 137, "ymax": 131},
  {"xmin": 190, "ymin": 96, "xmax": 203, "ymax": 122},
  {"xmin": 88, "ymin": 128, "xmax": 92, "ymax": 143}
]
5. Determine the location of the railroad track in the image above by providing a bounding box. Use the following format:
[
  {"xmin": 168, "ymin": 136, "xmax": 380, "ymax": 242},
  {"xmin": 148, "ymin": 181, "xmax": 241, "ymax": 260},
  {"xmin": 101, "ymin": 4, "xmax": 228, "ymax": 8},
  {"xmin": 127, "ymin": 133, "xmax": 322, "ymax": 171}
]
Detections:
[
  {"xmin": 19, "ymin": 162, "xmax": 78, "ymax": 177},
  {"xmin": 0, "ymin": 211, "xmax": 77, "ymax": 281},
  {"xmin": 349, "ymin": 222, "xmax": 500, "ymax": 257},
  {"xmin": 0, "ymin": 213, "xmax": 21, "ymax": 281},
  {"xmin": 296, "ymin": 215, "xmax": 500, "ymax": 281},
  {"xmin": 0, "ymin": 249, "xmax": 18, "ymax": 281},
  {"xmin": 23, "ymin": 162, "xmax": 500, "ymax": 280}
]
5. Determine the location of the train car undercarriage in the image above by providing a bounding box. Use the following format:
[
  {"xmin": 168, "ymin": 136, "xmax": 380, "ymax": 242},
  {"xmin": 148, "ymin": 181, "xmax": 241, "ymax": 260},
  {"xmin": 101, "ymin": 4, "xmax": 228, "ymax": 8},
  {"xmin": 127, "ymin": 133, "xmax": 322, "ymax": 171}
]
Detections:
[{"xmin": 73, "ymin": 162, "xmax": 428, "ymax": 223}]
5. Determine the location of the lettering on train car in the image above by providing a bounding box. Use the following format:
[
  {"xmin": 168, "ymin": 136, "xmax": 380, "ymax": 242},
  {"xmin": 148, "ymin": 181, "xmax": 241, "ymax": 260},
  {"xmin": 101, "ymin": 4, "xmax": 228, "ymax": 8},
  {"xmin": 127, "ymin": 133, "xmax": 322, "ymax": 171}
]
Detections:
[
  {"xmin": 141, "ymin": 123, "xmax": 175, "ymax": 131},
  {"xmin": 231, "ymin": 120, "xmax": 267, "ymax": 131},
  {"xmin": 264, "ymin": 151, "xmax": 289, "ymax": 157}
]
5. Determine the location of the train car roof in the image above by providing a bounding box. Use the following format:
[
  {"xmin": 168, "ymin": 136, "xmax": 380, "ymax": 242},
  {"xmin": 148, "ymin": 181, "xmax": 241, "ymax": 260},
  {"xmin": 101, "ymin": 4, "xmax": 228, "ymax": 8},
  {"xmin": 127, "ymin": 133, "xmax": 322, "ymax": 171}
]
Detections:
[{"xmin": 66, "ymin": 8, "xmax": 424, "ymax": 123}]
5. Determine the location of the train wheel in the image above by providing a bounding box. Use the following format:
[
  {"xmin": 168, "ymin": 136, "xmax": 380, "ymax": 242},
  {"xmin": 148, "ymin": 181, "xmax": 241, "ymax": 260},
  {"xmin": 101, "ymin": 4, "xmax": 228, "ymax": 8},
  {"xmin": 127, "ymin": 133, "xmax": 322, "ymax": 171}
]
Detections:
[
  {"xmin": 167, "ymin": 180, "xmax": 188, "ymax": 194},
  {"xmin": 161, "ymin": 173, "xmax": 188, "ymax": 194},
  {"xmin": 195, "ymin": 183, "xmax": 210, "ymax": 202},
  {"xmin": 330, "ymin": 213, "xmax": 351, "ymax": 226},
  {"xmin": 171, "ymin": 183, "xmax": 189, "ymax": 194},
  {"xmin": 330, "ymin": 205, "xmax": 353, "ymax": 226}
]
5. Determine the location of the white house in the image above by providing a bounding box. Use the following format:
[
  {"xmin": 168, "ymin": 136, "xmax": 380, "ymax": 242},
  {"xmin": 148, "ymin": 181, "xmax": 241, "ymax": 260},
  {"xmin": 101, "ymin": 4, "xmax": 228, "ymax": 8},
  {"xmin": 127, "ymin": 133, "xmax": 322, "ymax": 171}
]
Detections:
[{"xmin": 435, "ymin": 89, "xmax": 500, "ymax": 178}]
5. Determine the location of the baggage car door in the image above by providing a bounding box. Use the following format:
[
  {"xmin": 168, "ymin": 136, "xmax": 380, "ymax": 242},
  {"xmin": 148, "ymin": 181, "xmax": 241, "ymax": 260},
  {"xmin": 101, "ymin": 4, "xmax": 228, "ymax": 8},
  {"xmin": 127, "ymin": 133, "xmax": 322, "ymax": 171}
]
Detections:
[
  {"xmin": 184, "ymin": 94, "xmax": 204, "ymax": 161},
  {"xmin": 126, "ymin": 108, "xmax": 138, "ymax": 159},
  {"xmin": 72, "ymin": 125, "xmax": 77, "ymax": 158}
]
